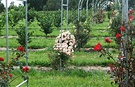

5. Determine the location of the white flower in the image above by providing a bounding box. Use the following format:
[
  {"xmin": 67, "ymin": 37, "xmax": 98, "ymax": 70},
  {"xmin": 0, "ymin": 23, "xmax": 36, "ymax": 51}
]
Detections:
[{"xmin": 53, "ymin": 30, "xmax": 76, "ymax": 55}]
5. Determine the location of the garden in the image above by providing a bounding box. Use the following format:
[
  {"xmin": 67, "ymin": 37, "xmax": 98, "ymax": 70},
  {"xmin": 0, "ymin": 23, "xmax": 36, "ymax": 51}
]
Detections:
[{"xmin": 0, "ymin": 0, "xmax": 135, "ymax": 87}]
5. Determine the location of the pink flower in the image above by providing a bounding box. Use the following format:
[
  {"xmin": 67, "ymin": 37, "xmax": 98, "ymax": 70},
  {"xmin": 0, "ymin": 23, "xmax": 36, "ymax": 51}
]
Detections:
[
  {"xmin": 120, "ymin": 26, "xmax": 125, "ymax": 32},
  {"xmin": 116, "ymin": 33, "xmax": 121, "ymax": 39},
  {"xmin": 105, "ymin": 38, "xmax": 112, "ymax": 43},
  {"xmin": 93, "ymin": 43, "xmax": 102, "ymax": 51},
  {"xmin": 0, "ymin": 57, "xmax": 4, "ymax": 61},
  {"xmin": 22, "ymin": 66, "xmax": 29, "ymax": 73},
  {"xmin": 17, "ymin": 46, "xmax": 26, "ymax": 52}
]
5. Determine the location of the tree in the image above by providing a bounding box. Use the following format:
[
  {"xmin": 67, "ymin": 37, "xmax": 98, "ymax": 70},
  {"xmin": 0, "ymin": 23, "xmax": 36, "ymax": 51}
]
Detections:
[
  {"xmin": 0, "ymin": 0, "xmax": 4, "ymax": 13},
  {"xmin": 43, "ymin": 0, "xmax": 61, "ymax": 11},
  {"xmin": 27, "ymin": 0, "xmax": 48, "ymax": 11},
  {"xmin": 8, "ymin": 6, "xmax": 24, "ymax": 29},
  {"xmin": 37, "ymin": 11, "xmax": 53, "ymax": 37},
  {"xmin": 16, "ymin": 24, "xmax": 33, "ymax": 47},
  {"xmin": 0, "ymin": 12, "xmax": 5, "ymax": 35}
]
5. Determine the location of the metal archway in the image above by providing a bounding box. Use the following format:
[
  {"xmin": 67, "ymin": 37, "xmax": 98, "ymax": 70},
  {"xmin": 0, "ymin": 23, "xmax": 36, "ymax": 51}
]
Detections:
[
  {"xmin": 78, "ymin": 0, "xmax": 89, "ymax": 21},
  {"xmin": 61, "ymin": 0, "xmax": 69, "ymax": 31}
]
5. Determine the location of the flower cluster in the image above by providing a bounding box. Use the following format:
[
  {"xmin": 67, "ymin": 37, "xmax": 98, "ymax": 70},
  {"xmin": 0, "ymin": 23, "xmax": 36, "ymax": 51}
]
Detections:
[
  {"xmin": 53, "ymin": 30, "xmax": 76, "ymax": 55},
  {"xmin": 0, "ymin": 46, "xmax": 29, "ymax": 84}
]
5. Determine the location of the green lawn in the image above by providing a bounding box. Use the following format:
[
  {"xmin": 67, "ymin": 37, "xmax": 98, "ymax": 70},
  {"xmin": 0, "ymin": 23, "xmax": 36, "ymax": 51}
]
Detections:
[
  {"xmin": 10, "ymin": 69, "xmax": 117, "ymax": 87},
  {"xmin": 0, "ymin": 50, "xmax": 115, "ymax": 67}
]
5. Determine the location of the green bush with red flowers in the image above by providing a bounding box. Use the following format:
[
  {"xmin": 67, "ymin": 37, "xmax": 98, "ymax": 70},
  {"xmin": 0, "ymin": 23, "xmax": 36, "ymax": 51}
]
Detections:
[
  {"xmin": 94, "ymin": 9, "xmax": 135, "ymax": 87},
  {"xmin": 0, "ymin": 46, "xmax": 29, "ymax": 86}
]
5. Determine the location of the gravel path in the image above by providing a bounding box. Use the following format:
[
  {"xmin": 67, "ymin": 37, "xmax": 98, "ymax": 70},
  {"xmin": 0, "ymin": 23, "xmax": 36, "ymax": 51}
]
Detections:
[{"xmin": 29, "ymin": 66, "xmax": 110, "ymax": 71}]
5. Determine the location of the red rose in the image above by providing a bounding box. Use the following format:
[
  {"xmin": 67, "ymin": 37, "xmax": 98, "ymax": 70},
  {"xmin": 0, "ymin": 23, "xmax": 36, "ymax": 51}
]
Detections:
[
  {"xmin": 129, "ymin": 15, "xmax": 134, "ymax": 21},
  {"xmin": 17, "ymin": 46, "xmax": 26, "ymax": 52},
  {"xmin": 128, "ymin": 9, "xmax": 134, "ymax": 14},
  {"xmin": 105, "ymin": 38, "xmax": 112, "ymax": 43},
  {"xmin": 120, "ymin": 26, "xmax": 125, "ymax": 32},
  {"xmin": 22, "ymin": 66, "xmax": 29, "ymax": 73},
  {"xmin": 94, "ymin": 43, "xmax": 102, "ymax": 51},
  {"xmin": 0, "ymin": 57, "xmax": 4, "ymax": 61},
  {"xmin": 116, "ymin": 33, "xmax": 121, "ymax": 39},
  {"xmin": 8, "ymin": 74, "xmax": 13, "ymax": 78}
]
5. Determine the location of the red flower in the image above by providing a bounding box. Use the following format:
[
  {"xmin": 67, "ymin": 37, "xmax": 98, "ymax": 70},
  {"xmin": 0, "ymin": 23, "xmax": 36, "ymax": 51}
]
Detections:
[
  {"xmin": 8, "ymin": 74, "xmax": 13, "ymax": 78},
  {"xmin": 105, "ymin": 37, "xmax": 112, "ymax": 43},
  {"xmin": 120, "ymin": 26, "xmax": 125, "ymax": 32},
  {"xmin": 93, "ymin": 43, "xmax": 102, "ymax": 51},
  {"xmin": 129, "ymin": 15, "xmax": 134, "ymax": 21},
  {"xmin": 116, "ymin": 33, "xmax": 121, "ymax": 39},
  {"xmin": 22, "ymin": 66, "xmax": 29, "ymax": 73},
  {"xmin": 128, "ymin": 9, "xmax": 134, "ymax": 14},
  {"xmin": 17, "ymin": 46, "xmax": 26, "ymax": 52},
  {"xmin": 0, "ymin": 57, "xmax": 4, "ymax": 61}
]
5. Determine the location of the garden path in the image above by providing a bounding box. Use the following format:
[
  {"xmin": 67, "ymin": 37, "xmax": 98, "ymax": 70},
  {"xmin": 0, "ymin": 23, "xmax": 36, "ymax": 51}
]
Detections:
[{"xmin": 25, "ymin": 66, "xmax": 110, "ymax": 71}]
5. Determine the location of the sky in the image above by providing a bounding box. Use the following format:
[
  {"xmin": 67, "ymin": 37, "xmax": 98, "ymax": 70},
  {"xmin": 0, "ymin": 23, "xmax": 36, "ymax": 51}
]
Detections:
[{"xmin": 1, "ymin": 0, "xmax": 23, "ymax": 7}]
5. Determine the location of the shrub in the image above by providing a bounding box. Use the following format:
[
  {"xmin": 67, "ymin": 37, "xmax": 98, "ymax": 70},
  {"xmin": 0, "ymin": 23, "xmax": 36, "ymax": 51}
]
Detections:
[
  {"xmin": 48, "ymin": 31, "xmax": 76, "ymax": 70},
  {"xmin": 15, "ymin": 24, "xmax": 33, "ymax": 47},
  {"xmin": 73, "ymin": 21, "xmax": 91, "ymax": 51},
  {"xmin": 0, "ymin": 46, "xmax": 29, "ymax": 86}
]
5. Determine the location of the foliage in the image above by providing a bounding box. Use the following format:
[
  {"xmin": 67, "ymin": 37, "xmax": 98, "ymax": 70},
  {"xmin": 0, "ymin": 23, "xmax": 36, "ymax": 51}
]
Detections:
[
  {"xmin": 68, "ymin": 9, "xmax": 78, "ymax": 23},
  {"xmin": 53, "ymin": 11, "xmax": 61, "ymax": 28},
  {"xmin": 73, "ymin": 21, "xmax": 91, "ymax": 51},
  {"xmin": 93, "ymin": 10, "xmax": 105, "ymax": 23},
  {"xmin": 109, "ymin": 13, "xmax": 121, "ymax": 36},
  {"xmin": 43, "ymin": 0, "xmax": 60, "ymax": 11},
  {"xmin": 15, "ymin": 24, "xmax": 33, "ymax": 47},
  {"xmin": 0, "ymin": 12, "xmax": 5, "ymax": 35},
  {"xmin": 0, "ymin": 2, "xmax": 4, "ymax": 13},
  {"xmin": 48, "ymin": 51, "xmax": 71, "ymax": 70},
  {"xmin": 37, "ymin": 11, "xmax": 53, "ymax": 37},
  {"xmin": 28, "ymin": 8, "xmax": 37, "ymax": 24},
  {"xmin": 8, "ymin": 8, "xmax": 24, "ymax": 29}
]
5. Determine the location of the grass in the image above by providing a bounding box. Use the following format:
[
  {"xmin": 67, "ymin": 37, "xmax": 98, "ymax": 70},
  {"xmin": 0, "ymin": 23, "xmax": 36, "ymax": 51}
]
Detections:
[
  {"xmin": 10, "ymin": 69, "xmax": 117, "ymax": 87},
  {"xmin": 0, "ymin": 37, "xmax": 117, "ymax": 48},
  {"xmin": 0, "ymin": 50, "xmax": 115, "ymax": 67},
  {"xmin": 85, "ymin": 37, "xmax": 117, "ymax": 48}
]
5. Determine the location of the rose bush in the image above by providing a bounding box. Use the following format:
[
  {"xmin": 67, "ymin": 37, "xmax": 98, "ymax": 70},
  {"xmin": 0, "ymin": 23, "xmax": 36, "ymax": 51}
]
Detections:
[
  {"xmin": 0, "ymin": 46, "xmax": 29, "ymax": 86},
  {"xmin": 49, "ymin": 30, "xmax": 76, "ymax": 70},
  {"xmin": 94, "ymin": 9, "xmax": 135, "ymax": 87}
]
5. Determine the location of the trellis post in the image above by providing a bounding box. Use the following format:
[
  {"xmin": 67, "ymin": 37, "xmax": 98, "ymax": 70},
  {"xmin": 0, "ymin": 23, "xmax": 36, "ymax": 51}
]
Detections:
[
  {"xmin": 78, "ymin": 0, "xmax": 84, "ymax": 21},
  {"xmin": 60, "ymin": 0, "xmax": 69, "ymax": 71},
  {"xmin": 122, "ymin": 0, "xmax": 129, "ymax": 86},
  {"xmin": 86, "ymin": 0, "xmax": 89, "ymax": 22},
  {"xmin": 5, "ymin": 0, "xmax": 9, "ymax": 63}
]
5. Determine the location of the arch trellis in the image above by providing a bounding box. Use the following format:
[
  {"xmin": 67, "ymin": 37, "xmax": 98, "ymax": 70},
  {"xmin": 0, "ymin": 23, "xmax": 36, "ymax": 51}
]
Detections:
[
  {"xmin": 78, "ymin": 0, "xmax": 89, "ymax": 21},
  {"xmin": 5, "ymin": 0, "xmax": 29, "ymax": 87}
]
